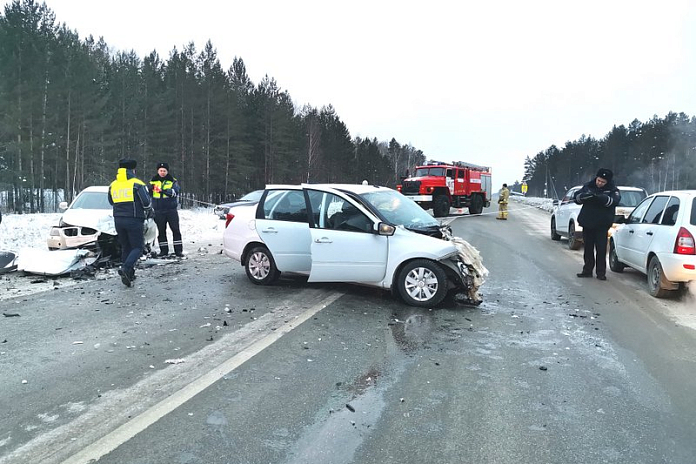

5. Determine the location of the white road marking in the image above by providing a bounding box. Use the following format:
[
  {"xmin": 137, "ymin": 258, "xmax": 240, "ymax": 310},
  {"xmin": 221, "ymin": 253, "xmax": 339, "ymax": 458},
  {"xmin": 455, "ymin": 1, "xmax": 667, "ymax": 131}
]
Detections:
[{"xmin": 1, "ymin": 289, "xmax": 343, "ymax": 464}]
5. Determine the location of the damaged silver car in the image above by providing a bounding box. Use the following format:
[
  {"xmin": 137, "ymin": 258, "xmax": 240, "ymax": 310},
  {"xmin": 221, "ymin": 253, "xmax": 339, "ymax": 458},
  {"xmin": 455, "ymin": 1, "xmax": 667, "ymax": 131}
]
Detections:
[
  {"xmin": 47, "ymin": 185, "xmax": 156, "ymax": 258},
  {"xmin": 222, "ymin": 184, "xmax": 487, "ymax": 307}
]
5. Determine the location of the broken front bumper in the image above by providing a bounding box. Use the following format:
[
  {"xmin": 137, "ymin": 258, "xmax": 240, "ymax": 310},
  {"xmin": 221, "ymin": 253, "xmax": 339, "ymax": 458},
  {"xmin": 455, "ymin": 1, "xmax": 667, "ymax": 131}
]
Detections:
[{"xmin": 47, "ymin": 225, "xmax": 102, "ymax": 250}]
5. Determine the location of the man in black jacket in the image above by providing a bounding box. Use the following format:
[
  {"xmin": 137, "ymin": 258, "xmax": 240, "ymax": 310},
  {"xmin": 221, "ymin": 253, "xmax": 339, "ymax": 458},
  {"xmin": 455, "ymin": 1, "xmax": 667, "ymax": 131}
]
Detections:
[
  {"xmin": 149, "ymin": 162, "xmax": 183, "ymax": 257},
  {"xmin": 573, "ymin": 168, "xmax": 622, "ymax": 280}
]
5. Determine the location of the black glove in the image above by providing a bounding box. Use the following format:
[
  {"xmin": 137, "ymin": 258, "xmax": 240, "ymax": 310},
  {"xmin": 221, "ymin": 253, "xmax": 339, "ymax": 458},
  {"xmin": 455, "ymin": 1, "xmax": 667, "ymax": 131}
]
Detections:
[
  {"xmin": 594, "ymin": 194, "xmax": 608, "ymax": 205},
  {"xmin": 577, "ymin": 192, "xmax": 595, "ymax": 203}
]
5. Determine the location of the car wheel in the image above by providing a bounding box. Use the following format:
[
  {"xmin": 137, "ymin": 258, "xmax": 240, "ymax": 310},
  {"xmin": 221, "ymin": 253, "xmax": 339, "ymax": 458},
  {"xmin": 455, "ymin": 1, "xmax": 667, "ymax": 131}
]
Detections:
[
  {"xmin": 568, "ymin": 222, "xmax": 582, "ymax": 250},
  {"xmin": 608, "ymin": 240, "xmax": 625, "ymax": 273},
  {"xmin": 433, "ymin": 195, "xmax": 450, "ymax": 218},
  {"xmin": 469, "ymin": 194, "xmax": 483, "ymax": 215},
  {"xmin": 550, "ymin": 217, "xmax": 561, "ymax": 241},
  {"xmin": 396, "ymin": 259, "xmax": 448, "ymax": 307},
  {"xmin": 647, "ymin": 256, "xmax": 672, "ymax": 298},
  {"xmin": 245, "ymin": 246, "xmax": 279, "ymax": 285}
]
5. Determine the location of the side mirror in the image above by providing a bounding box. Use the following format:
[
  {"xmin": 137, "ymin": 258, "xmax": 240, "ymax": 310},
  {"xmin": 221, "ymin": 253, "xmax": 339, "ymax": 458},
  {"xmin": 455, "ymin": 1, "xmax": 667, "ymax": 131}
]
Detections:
[
  {"xmin": 552, "ymin": 199, "xmax": 559, "ymax": 206},
  {"xmin": 59, "ymin": 201, "xmax": 68, "ymax": 210},
  {"xmin": 377, "ymin": 222, "xmax": 395, "ymax": 236},
  {"xmin": 613, "ymin": 214, "xmax": 626, "ymax": 224}
]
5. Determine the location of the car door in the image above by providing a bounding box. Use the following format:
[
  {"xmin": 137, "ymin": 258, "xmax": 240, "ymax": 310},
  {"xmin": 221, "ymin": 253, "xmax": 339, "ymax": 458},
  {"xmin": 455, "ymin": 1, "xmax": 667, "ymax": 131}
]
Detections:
[
  {"xmin": 616, "ymin": 196, "xmax": 651, "ymax": 267},
  {"xmin": 617, "ymin": 196, "xmax": 659, "ymax": 268},
  {"xmin": 255, "ymin": 189, "xmax": 312, "ymax": 273},
  {"xmin": 556, "ymin": 187, "xmax": 578, "ymax": 235},
  {"xmin": 305, "ymin": 189, "xmax": 389, "ymax": 283},
  {"xmin": 628, "ymin": 195, "xmax": 670, "ymax": 271}
]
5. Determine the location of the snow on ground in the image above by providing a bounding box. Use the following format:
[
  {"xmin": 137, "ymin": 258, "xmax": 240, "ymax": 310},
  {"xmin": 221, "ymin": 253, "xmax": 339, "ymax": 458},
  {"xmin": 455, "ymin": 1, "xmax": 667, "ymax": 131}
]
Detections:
[
  {"xmin": 0, "ymin": 207, "xmax": 224, "ymax": 253},
  {"xmin": 512, "ymin": 195, "xmax": 554, "ymax": 213},
  {"xmin": 0, "ymin": 208, "xmax": 226, "ymax": 301}
]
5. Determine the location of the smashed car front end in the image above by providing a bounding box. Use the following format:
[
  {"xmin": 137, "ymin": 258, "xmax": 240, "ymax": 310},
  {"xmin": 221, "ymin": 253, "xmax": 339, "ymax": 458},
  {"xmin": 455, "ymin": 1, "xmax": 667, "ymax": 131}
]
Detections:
[
  {"xmin": 440, "ymin": 228, "xmax": 488, "ymax": 305},
  {"xmin": 47, "ymin": 224, "xmax": 102, "ymax": 250}
]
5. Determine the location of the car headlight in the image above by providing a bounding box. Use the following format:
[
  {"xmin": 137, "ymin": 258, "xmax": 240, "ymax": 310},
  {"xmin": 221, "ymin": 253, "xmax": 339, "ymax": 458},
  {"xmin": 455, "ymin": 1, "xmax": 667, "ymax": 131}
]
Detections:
[{"xmin": 49, "ymin": 227, "xmax": 60, "ymax": 236}]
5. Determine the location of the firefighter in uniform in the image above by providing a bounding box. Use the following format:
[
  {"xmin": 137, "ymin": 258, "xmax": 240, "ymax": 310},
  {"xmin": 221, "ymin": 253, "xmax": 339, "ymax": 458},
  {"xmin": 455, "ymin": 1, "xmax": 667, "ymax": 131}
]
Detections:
[
  {"xmin": 149, "ymin": 162, "xmax": 183, "ymax": 257},
  {"xmin": 497, "ymin": 183, "xmax": 510, "ymax": 220},
  {"xmin": 108, "ymin": 159, "xmax": 152, "ymax": 287}
]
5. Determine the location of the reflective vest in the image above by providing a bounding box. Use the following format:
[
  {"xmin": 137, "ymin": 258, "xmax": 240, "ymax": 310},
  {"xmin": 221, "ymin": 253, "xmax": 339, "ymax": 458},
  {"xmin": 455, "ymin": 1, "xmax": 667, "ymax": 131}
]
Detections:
[
  {"xmin": 149, "ymin": 179, "xmax": 175, "ymax": 199},
  {"xmin": 110, "ymin": 168, "xmax": 148, "ymax": 218}
]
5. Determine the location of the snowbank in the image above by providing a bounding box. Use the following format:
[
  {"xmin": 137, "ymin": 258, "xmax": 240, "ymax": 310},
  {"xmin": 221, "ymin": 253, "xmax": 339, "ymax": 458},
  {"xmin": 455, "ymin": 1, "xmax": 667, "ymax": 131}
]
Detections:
[
  {"xmin": 0, "ymin": 208, "xmax": 225, "ymax": 253},
  {"xmin": 512, "ymin": 196, "xmax": 554, "ymax": 213}
]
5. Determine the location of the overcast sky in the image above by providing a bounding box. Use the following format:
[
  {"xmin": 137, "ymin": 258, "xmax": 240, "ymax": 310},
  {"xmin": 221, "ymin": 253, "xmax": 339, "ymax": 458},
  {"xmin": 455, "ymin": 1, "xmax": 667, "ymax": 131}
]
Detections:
[{"xmin": 14, "ymin": 0, "xmax": 696, "ymax": 190}]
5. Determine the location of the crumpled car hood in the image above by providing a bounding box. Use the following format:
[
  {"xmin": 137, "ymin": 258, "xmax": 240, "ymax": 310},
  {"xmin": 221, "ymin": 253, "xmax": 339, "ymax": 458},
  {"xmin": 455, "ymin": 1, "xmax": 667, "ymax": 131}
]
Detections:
[
  {"xmin": 61, "ymin": 209, "xmax": 116, "ymax": 235},
  {"xmin": 16, "ymin": 248, "xmax": 97, "ymax": 276},
  {"xmin": 441, "ymin": 228, "xmax": 489, "ymax": 305}
]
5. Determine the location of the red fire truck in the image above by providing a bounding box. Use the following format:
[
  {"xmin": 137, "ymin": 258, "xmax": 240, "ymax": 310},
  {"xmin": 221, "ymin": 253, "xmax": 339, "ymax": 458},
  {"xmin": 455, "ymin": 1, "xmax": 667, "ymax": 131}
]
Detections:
[{"xmin": 398, "ymin": 160, "xmax": 492, "ymax": 217}]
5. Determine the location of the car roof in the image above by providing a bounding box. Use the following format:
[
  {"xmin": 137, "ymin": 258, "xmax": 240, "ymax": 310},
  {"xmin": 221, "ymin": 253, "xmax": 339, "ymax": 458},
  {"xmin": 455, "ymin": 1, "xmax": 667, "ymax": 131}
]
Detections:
[
  {"xmin": 647, "ymin": 190, "xmax": 696, "ymax": 197},
  {"xmin": 264, "ymin": 183, "xmax": 393, "ymax": 195},
  {"xmin": 569, "ymin": 185, "xmax": 646, "ymax": 192},
  {"xmin": 79, "ymin": 185, "xmax": 110, "ymax": 193}
]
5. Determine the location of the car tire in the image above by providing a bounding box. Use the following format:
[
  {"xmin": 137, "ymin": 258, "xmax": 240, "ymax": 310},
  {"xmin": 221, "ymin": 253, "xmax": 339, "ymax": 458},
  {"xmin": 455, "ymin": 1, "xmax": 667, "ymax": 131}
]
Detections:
[
  {"xmin": 469, "ymin": 194, "xmax": 483, "ymax": 215},
  {"xmin": 647, "ymin": 256, "xmax": 673, "ymax": 298},
  {"xmin": 396, "ymin": 259, "xmax": 448, "ymax": 307},
  {"xmin": 568, "ymin": 222, "xmax": 582, "ymax": 250},
  {"xmin": 245, "ymin": 246, "xmax": 279, "ymax": 285},
  {"xmin": 608, "ymin": 240, "xmax": 625, "ymax": 273},
  {"xmin": 433, "ymin": 195, "xmax": 450, "ymax": 218},
  {"xmin": 550, "ymin": 217, "xmax": 561, "ymax": 241}
]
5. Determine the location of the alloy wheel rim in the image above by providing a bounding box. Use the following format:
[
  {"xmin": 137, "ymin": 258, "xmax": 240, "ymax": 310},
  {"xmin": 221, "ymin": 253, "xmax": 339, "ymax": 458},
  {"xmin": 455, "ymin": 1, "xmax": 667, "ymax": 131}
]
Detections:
[
  {"xmin": 249, "ymin": 252, "xmax": 270, "ymax": 279},
  {"xmin": 404, "ymin": 267, "xmax": 439, "ymax": 301}
]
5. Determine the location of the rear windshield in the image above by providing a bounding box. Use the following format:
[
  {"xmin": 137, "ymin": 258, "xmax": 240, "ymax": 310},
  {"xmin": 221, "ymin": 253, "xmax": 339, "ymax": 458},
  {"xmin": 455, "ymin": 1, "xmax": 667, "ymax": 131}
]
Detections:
[
  {"xmin": 691, "ymin": 197, "xmax": 696, "ymax": 226},
  {"xmin": 618, "ymin": 190, "xmax": 647, "ymax": 207}
]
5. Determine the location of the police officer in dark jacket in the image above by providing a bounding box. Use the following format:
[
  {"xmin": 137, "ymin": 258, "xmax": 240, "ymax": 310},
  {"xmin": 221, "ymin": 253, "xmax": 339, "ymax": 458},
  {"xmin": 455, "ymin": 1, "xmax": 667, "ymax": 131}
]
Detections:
[
  {"xmin": 149, "ymin": 162, "xmax": 183, "ymax": 257},
  {"xmin": 573, "ymin": 168, "xmax": 621, "ymax": 280},
  {"xmin": 108, "ymin": 159, "xmax": 152, "ymax": 287}
]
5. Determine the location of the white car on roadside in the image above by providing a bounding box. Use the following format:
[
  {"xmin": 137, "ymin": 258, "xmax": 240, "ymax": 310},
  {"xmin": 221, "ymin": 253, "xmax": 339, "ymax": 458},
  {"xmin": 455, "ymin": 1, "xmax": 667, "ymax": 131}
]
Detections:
[
  {"xmin": 551, "ymin": 185, "xmax": 648, "ymax": 249},
  {"xmin": 222, "ymin": 183, "xmax": 487, "ymax": 307},
  {"xmin": 609, "ymin": 190, "xmax": 696, "ymax": 297}
]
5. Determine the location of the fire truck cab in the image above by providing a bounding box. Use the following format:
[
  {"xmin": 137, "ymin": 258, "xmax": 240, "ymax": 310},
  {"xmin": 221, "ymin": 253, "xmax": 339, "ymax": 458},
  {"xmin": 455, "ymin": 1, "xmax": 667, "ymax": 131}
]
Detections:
[{"xmin": 399, "ymin": 161, "xmax": 492, "ymax": 218}]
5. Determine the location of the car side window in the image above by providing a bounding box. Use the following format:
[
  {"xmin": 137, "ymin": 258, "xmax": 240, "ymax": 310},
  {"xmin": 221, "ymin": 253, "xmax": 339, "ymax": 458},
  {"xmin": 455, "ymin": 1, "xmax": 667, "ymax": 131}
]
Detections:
[
  {"xmin": 307, "ymin": 191, "xmax": 372, "ymax": 233},
  {"xmin": 642, "ymin": 196, "xmax": 669, "ymax": 224},
  {"xmin": 660, "ymin": 197, "xmax": 680, "ymax": 226},
  {"xmin": 561, "ymin": 188, "xmax": 576, "ymax": 204},
  {"xmin": 627, "ymin": 197, "xmax": 652, "ymax": 224},
  {"xmin": 261, "ymin": 190, "xmax": 307, "ymax": 222}
]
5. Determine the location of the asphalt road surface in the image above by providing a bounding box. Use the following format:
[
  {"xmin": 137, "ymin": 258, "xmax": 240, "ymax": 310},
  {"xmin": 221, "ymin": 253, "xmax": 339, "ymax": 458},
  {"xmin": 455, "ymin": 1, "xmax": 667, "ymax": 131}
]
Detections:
[{"xmin": 1, "ymin": 202, "xmax": 696, "ymax": 464}]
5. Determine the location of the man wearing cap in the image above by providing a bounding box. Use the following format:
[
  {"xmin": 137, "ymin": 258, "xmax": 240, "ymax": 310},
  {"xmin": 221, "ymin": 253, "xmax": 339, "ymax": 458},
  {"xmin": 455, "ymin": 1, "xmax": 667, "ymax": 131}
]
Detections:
[
  {"xmin": 108, "ymin": 159, "xmax": 153, "ymax": 287},
  {"xmin": 573, "ymin": 168, "xmax": 621, "ymax": 280},
  {"xmin": 149, "ymin": 163, "xmax": 183, "ymax": 257}
]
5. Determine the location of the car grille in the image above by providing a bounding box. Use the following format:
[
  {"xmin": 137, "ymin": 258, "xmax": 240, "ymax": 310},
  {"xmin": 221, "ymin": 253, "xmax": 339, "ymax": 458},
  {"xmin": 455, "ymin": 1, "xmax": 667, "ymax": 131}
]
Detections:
[
  {"xmin": 64, "ymin": 226, "xmax": 98, "ymax": 237},
  {"xmin": 401, "ymin": 180, "xmax": 421, "ymax": 195}
]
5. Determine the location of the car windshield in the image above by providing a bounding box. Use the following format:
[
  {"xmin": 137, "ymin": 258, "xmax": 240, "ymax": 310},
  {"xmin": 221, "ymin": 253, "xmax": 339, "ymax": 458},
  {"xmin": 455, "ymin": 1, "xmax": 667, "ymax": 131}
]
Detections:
[
  {"xmin": 71, "ymin": 191, "xmax": 111, "ymax": 209},
  {"xmin": 360, "ymin": 189, "xmax": 439, "ymax": 230},
  {"xmin": 240, "ymin": 190, "xmax": 263, "ymax": 202},
  {"xmin": 691, "ymin": 198, "xmax": 696, "ymax": 226},
  {"xmin": 414, "ymin": 167, "xmax": 445, "ymax": 177},
  {"xmin": 618, "ymin": 190, "xmax": 647, "ymax": 207}
]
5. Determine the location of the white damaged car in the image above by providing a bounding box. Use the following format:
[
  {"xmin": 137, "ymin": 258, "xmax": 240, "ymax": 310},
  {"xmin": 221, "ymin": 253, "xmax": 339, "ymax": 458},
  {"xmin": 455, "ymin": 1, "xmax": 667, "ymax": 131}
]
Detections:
[
  {"xmin": 47, "ymin": 185, "xmax": 156, "ymax": 256},
  {"xmin": 222, "ymin": 183, "xmax": 487, "ymax": 307}
]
